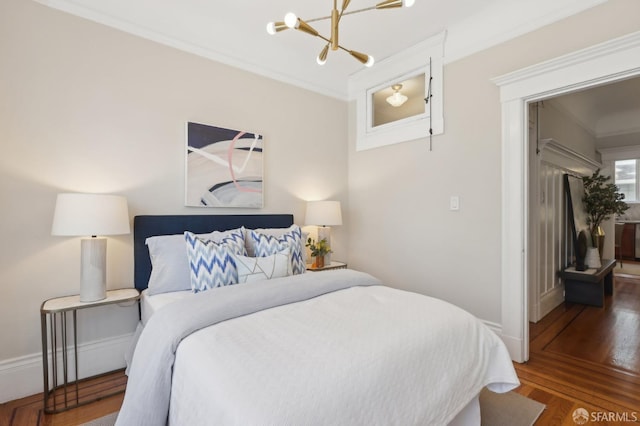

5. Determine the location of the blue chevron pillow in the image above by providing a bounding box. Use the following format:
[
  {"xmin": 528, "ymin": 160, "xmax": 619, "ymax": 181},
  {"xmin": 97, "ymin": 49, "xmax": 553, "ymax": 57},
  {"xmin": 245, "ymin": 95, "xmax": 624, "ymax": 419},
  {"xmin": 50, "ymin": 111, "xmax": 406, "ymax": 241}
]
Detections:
[
  {"xmin": 184, "ymin": 232, "xmax": 239, "ymax": 293},
  {"xmin": 248, "ymin": 225, "xmax": 306, "ymax": 274}
]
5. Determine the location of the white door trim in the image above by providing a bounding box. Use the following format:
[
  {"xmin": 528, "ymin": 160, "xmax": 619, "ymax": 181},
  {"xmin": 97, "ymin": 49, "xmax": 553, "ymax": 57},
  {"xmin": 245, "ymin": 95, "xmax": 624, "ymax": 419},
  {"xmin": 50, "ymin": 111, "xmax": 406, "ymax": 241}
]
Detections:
[{"xmin": 493, "ymin": 30, "xmax": 640, "ymax": 363}]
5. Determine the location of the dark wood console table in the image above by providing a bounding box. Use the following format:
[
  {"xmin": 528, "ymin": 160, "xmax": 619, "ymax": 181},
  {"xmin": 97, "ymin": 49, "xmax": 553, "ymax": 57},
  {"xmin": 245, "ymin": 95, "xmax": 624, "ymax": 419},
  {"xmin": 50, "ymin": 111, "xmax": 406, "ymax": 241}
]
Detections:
[{"xmin": 560, "ymin": 258, "xmax": 616, "ymax": 307}]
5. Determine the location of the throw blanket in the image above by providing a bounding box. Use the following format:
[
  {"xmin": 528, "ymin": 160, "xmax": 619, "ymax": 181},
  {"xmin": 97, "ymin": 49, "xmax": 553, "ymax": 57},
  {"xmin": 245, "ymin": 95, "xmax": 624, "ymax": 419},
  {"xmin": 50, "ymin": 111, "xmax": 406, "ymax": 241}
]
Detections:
[{"xmin": 116, "ymin": 269, "xmax": 382, "ymax": 426}]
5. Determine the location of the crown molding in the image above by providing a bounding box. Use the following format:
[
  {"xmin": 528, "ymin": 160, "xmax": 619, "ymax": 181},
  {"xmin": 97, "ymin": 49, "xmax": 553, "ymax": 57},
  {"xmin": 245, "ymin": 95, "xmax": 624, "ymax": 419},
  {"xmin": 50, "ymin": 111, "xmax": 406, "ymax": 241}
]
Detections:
[
  {"xmin": 33, "ymin": 0, "xmax": 347, "ymax": 100},
  {"xmin": 539, "ymin": 138, "xmax": 602, "ymax": 170},
  {"xmin": 444, "ymin": 0, "xmax": 607, "ymax": 64},
  {"xmin": 36, "ymin": 0, "xmax": 608, "ymax": 101},
  {"xmin": 599, "ymin": 144, "xmax": 640, "ymax": 162}
]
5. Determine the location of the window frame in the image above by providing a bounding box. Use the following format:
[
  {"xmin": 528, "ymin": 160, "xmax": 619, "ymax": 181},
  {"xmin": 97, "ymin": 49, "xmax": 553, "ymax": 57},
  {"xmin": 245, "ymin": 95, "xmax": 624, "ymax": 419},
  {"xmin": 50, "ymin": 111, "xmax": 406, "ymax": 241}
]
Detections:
[{"xmin": 614, "ymin": 158, "xmax": 640, "ymax": 203}]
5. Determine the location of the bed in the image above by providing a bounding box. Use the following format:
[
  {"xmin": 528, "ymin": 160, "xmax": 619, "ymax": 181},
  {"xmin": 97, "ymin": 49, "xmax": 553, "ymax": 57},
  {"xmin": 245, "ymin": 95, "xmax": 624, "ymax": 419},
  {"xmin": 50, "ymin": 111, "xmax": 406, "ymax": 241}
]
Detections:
[{"xmin": 118, "ymin": 214, "xmax": 519, "ymax": 426}]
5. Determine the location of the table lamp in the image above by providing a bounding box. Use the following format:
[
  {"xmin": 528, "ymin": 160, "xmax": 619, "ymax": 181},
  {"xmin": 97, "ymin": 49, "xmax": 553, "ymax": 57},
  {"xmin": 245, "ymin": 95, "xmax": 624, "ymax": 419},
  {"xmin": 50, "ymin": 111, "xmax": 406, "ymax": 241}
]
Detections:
[
  {"xmin": 305, "ymin": 200, "xmax": 342, "ymax": 265},
  {"xmin": 51, "ymin": 193, "xmax": 130, "ymax": 302}
]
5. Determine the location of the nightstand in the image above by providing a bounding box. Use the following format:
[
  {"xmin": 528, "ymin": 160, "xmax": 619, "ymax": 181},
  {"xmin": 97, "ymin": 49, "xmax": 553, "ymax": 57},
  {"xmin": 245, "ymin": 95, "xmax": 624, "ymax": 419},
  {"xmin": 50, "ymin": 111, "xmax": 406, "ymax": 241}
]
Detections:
[
  {"xmin": 306, "ymin": 261, "xmax": 347, "ymax": 272},
  {"xmin": 40, "ymin": 288, "xmax": 139, "ymax": 413}
]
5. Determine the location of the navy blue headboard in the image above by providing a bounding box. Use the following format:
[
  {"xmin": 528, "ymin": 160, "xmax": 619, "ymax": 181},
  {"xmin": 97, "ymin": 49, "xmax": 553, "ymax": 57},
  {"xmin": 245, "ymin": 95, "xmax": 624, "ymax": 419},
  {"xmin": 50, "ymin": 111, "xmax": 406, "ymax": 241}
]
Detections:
[{"xmin": 133, "ymin": 214, "xmax": 294, "ymax": 292}]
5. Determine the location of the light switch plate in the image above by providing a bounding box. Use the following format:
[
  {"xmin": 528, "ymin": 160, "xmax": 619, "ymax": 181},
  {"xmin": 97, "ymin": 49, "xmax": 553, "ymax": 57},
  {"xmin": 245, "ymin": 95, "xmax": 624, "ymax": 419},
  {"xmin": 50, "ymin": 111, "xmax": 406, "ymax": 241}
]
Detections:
[{"xmin": 450, "ymin": 196, "xmax": 460, "ymax": 211}]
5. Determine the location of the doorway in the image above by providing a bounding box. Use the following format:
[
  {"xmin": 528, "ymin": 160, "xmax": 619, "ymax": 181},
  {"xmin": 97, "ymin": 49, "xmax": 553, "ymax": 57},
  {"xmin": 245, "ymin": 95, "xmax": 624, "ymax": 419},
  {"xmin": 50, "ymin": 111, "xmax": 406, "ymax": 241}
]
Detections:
[
  {"xmin": 494, "ymin": 31, "xmax": 640, "ymax": 363},
  {"xmin": 527, "ymin": 74, "xmax": 640, "ymax": 323}
]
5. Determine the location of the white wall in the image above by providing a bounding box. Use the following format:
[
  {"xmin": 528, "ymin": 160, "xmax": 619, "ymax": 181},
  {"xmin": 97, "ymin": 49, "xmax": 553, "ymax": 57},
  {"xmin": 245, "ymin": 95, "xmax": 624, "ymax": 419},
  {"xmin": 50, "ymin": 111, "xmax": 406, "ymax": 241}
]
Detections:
[
  {"xmin": 347, "ymin": 0, "xmax": 640, "ymax": 326},
  {"xmin": 0, "ymin": 0, "xmax": 348, "ymax": 401}
]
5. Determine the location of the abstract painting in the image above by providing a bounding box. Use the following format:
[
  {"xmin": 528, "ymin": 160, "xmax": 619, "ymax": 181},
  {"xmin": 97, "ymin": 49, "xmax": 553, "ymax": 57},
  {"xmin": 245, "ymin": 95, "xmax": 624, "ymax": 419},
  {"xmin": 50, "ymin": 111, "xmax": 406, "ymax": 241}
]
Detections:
[{"xmin": 185, "ymin": 122, "xmax": 263, "ymax": 208}]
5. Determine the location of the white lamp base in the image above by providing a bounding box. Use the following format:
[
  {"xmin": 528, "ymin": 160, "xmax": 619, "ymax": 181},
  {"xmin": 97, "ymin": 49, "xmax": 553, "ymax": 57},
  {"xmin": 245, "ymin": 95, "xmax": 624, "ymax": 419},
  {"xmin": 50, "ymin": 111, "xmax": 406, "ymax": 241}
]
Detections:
[
  {"xmin": 80, "ymin": 237, "xmax": 107, "ymax": 302},
  {"xmin": 318, "ymin": 226, "xmax": 332, "ymax": 265}
]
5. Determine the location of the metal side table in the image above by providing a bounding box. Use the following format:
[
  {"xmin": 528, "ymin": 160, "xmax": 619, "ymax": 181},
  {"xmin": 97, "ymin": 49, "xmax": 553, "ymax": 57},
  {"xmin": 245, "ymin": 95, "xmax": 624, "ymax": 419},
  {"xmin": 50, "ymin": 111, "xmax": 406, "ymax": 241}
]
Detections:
[{"xmin": 40, "ymin": 288, "xmax": 139, "ymax": 413}]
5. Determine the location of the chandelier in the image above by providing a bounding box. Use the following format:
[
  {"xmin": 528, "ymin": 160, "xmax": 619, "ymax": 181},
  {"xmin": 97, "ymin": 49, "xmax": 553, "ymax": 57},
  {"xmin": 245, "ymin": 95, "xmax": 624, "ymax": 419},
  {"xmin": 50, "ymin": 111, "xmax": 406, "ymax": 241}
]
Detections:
[{"xmin": 266, "ymin": 0, "xmax": 416, "ymax": 67}]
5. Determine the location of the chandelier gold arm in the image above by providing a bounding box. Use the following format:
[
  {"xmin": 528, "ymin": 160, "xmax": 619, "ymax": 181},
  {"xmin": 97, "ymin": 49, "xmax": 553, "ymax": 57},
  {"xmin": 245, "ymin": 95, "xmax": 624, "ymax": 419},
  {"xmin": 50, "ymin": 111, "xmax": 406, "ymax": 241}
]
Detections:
[
  {"xmin": 297, "ymin": 18, "xmax": 320, "ymax": 37},
  {"xmin": 331, "ymin": 0, "xmax": 339, "ymax": 51},
  {"xmin": 285, "ymin": 0, "xmax": 406, "ymax": 25}
]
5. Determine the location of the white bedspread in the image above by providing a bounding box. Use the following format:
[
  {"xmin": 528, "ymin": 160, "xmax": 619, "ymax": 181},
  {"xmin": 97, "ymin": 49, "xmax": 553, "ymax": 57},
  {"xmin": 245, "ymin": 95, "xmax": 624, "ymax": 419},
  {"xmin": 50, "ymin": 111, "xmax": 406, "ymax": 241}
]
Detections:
[
  {"xmin": 140, "ymin": 289, "xmax": 191, "ymax": 325},
  {"xmin": 169, "ymin": 280, "xmax": 518, "ymax": 425},
  {"xmin": 168, "ymin": 279, "xmax": 519, "ymax": 425}
]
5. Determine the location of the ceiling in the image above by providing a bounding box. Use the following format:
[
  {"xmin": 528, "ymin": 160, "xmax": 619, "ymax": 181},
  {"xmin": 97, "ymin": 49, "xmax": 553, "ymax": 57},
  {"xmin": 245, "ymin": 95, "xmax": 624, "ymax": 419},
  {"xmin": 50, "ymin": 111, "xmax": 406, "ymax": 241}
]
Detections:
[
  {"xmin": 548, "ymin": 76, "xmax": 640, "ymax": 149},
  {"xmin": 37, "ymin": 0, "xmax": 607, "ymax": 99}
]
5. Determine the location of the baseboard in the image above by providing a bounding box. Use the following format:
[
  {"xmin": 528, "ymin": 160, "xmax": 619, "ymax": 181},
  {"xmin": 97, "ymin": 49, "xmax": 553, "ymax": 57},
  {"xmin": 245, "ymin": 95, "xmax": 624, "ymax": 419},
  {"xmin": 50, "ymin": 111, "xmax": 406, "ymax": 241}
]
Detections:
[
  {"xmin": 0, "ymin": 332, "xmax": 134, "ymax": 404},
  {"xmin": 540, "ymin": 286, "xmax": 565, "ymax": 319},
  {"xmin": 500, "ymin": 334, "xmax": 526, "ymax": 363},
  {"xmin": 483, "ymin": 320, "xmax": 527, "ymax": 363}
]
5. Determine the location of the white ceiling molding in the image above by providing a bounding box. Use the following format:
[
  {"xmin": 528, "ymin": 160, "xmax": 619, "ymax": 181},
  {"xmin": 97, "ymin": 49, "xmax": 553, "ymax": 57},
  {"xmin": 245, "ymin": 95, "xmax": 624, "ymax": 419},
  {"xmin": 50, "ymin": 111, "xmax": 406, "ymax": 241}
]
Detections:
[
  {"xmin": 599, "ymin": 145, "xmax": 640, "ymax": 162},
  {"xmin": 545, "ymin": 75, "xmax": 640, "ymax": 143},
  {"xmin": 596, "ymin": 109, "xmax": 640, "ymax": 138},
  {"xmin": 443, "ymin": 0, "xmax": 608, "ymax": 64},
  {"xmin": 33, "ymin": 0, "xmax": 348, "ymax": 99},
  {"xmin": 35, "ymin": 0, "xmax": 607, "ymax": 100},
  {"xmin": 539, "ymin": 138, "xmax": 602, "ymax": 173}
]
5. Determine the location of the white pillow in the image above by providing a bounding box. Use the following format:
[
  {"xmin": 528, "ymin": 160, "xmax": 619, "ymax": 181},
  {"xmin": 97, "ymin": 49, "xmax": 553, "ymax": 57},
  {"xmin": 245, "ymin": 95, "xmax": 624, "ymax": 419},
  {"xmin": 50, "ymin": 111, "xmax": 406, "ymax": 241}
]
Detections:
[
  {"xmin": 146, "ymin": 227, "xmax": 246, "ymax": 295},
  {"xmin": 234, "ymin": 248, "xmax": 291, "ymax": 283},
  {"xmin": 245, "ymin": 225, "xmax": 307, "ymax": 274},
  {"xmin": 184, "ymin": 232, "xmax": 239, "ymax": 293}
]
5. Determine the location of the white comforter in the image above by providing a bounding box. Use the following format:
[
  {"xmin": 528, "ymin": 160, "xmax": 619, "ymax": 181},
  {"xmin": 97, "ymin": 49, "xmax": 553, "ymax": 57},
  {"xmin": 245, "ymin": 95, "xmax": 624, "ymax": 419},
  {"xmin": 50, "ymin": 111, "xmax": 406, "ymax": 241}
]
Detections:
[{"xmin": 119, "ymin": 270, "xmax": 519, "ymax": 426}]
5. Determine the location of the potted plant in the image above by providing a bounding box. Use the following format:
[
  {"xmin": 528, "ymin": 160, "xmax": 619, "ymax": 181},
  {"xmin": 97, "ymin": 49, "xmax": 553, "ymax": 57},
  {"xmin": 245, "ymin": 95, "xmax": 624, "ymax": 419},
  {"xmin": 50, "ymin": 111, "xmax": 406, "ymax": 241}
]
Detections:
[
  {"xmin": 306, "ymin": 237, "xmax": 332, "ymax": 268},
  {"xmin": 582, "ymin": 169, "xmax": 629, "ymax": 257}
]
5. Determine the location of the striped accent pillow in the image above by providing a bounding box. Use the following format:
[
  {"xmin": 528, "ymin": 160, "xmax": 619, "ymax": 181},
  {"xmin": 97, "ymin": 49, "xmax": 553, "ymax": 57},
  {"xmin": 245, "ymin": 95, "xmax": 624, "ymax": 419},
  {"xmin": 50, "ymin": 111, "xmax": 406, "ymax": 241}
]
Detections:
[
  {"xmin": 248, "ymin": 226, "xmax": 305, "ymax": 274},
  {"xmin": 184, "ymin": 232, "xmax": 239, "ymax": 293}
]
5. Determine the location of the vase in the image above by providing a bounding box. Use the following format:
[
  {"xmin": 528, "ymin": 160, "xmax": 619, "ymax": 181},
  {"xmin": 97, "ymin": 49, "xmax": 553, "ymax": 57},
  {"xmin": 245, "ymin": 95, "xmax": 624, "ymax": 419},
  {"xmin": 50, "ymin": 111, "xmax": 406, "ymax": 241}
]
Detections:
[
  {"xmin": 315, "ymin": 255, "xmax": 325, "ymax": 268},
  {"xmin": 593, "ymin": 226, "xmax": 605, "ymax": 259},
  {"xmin": 585, "ymin": 247, "xmax": 601, "ymax": 269}
]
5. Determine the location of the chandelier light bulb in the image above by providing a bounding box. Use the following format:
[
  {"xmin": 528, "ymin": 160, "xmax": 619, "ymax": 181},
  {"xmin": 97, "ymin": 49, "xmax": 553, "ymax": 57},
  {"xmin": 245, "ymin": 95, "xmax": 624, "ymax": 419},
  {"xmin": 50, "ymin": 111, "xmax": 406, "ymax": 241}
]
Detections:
[
  {"xmin": 317, "ymin": 44, "xmax": 329, "ymax": 65},
  {"xmin": 365, "ymin": 55, "xmax": 375, "ymax": 67},
  {"xmin": 266, "ymin": 21, "xmax": 288, "ymax": 35},
  {"xmin": 404, "ymin": 0, "xmax": 415, "ymax": 7},
  {"xmin": 284, "ymin": 12, "xmax": 298, "ymax": 29}
]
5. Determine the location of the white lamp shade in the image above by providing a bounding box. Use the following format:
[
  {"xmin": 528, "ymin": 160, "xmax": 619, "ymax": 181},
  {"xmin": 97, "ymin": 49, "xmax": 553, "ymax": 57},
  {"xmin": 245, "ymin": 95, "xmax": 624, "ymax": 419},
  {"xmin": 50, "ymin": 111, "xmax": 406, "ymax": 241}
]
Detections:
[
  {"xmin": 52, "ymin": 193, "xmax": 130, "ymax": 236},
  {"xmin": 305, "ymin": 201, "xmax": 342, "ymax": 226}
]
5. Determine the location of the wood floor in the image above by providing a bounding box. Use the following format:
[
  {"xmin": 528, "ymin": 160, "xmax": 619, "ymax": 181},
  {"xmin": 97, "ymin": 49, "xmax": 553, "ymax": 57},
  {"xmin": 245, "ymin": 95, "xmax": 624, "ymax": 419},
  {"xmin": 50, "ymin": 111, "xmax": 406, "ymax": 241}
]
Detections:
[
  {"xmin": 515, "ymin": 272, "xmax": 640, "ymax": 425},
  {"xmin": 0, "ymin": 371, "xmax": 125, "ymax": 426},
  {"xmin": 2, "ymin": 274, "xmax": 639, "ymax": 425}
]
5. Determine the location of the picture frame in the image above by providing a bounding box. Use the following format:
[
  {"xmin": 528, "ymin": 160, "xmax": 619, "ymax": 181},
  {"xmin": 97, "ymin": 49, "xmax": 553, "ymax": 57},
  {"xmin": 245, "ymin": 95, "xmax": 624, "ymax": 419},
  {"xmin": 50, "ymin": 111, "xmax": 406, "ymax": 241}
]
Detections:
[{"xmin": 185, "ymin": 122, "xmax": 264, "ymax": 208}]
